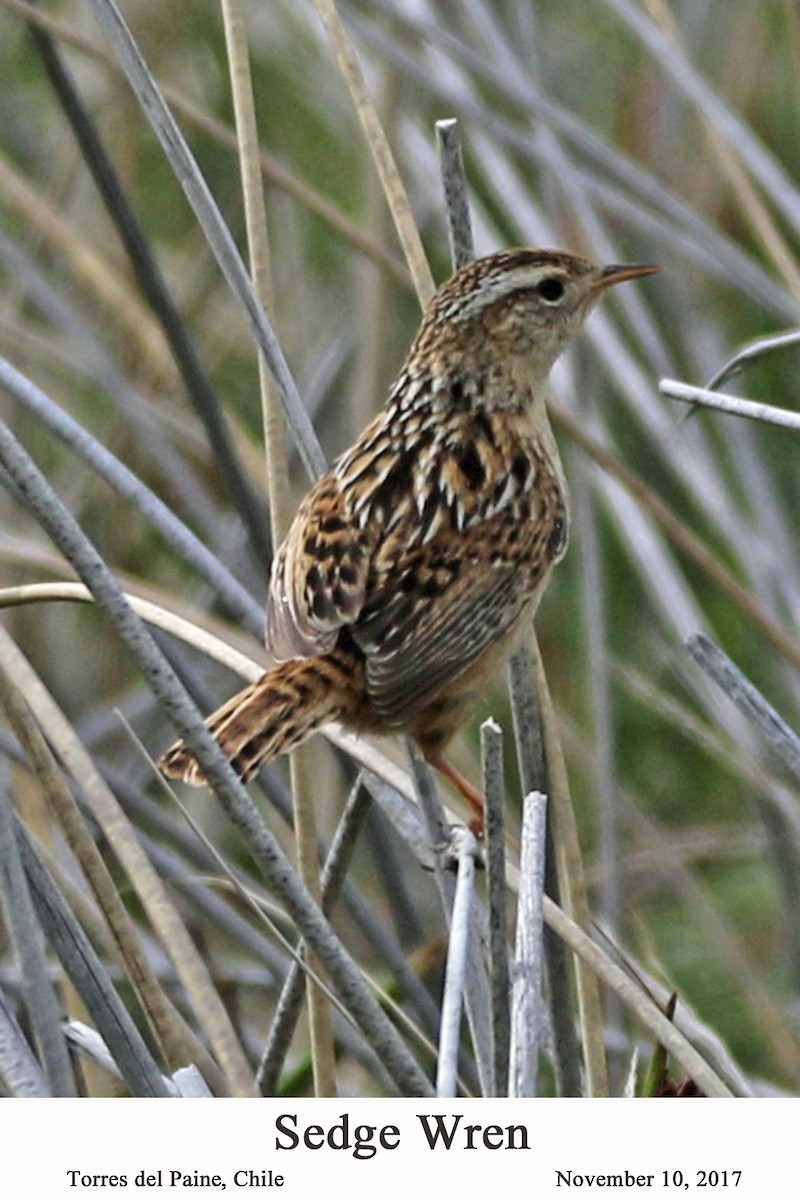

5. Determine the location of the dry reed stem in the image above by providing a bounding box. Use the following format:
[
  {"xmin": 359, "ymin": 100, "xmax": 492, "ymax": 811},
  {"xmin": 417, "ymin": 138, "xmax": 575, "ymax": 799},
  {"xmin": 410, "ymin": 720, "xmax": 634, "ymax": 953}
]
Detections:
[
  {"xmin": 0, "ymin": 666, "xmax": 220, "ymax": 1081},
  {"xmin": 221, "ymin": 0, "xmax": 336, "ymax": 1098},
  {"xmin": 313, "ymin": 0, "xmax": 435, "ymax": 304},
  {"xmin": 0, "ymin": 624, "xmax": 259, "ymax": 1095}
]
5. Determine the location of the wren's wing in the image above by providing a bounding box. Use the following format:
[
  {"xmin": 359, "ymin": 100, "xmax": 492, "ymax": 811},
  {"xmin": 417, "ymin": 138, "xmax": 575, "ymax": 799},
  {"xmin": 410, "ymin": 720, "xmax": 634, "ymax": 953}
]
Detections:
[
  {"xmin": 266, "ymin": 400, "xmax": 563, "ymax": 704},
  {"xmin": 265, "ymin": 403, "xmax": 417, "ymax": 661},
  {"xmin": 351, "ymin": 509, "xmax": 547, "ymax": 721},
  {"xmin": 266, "ymin": 471, "xmax": 373, "ymax": 660}
]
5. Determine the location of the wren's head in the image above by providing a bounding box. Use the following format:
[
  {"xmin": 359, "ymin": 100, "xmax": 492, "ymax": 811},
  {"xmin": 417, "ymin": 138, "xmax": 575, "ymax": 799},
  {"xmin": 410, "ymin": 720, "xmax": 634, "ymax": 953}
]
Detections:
[{"xmin": 411, "ymin": 248, "xmax": 658, "ymax": 397}]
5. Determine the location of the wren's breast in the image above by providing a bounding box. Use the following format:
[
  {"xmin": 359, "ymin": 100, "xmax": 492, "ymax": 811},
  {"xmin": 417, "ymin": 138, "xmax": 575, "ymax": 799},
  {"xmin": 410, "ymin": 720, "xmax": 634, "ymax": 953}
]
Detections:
[
  {"xmin": 430, "ymin": 404, "xmax": 569, "ymax": 570},
  {"xmin": 324, "ymin": 392, "xmax": 570, "ymax": 740},
  {"xmin": 378, "ymin": 409, "xmax": 565, "ymax": 594},
  {"xmin": 334, "ymin": 382, "xmax": 569, "ymax": 600}
]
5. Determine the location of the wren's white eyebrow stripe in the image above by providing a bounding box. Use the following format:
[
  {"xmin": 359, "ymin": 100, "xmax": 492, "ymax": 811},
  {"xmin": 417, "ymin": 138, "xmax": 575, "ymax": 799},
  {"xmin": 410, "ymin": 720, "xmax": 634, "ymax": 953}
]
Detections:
[{"xmin": 447, "ymin": 265, "xmax": 569, "ymax": 322}]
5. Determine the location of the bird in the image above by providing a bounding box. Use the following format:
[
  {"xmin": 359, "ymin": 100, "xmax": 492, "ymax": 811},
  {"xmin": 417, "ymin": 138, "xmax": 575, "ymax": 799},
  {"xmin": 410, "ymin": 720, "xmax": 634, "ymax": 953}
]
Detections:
[{"xmin": 160, "ymin": 248, "xmax": 657, "ymax": 828}]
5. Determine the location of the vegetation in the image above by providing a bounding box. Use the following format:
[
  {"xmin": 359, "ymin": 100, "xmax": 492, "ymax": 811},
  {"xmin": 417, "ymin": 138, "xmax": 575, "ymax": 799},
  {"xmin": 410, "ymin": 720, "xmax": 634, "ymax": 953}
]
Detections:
[{"xmin": 0, "ymin": 0, "xmax": 798, "ymax": 1097}]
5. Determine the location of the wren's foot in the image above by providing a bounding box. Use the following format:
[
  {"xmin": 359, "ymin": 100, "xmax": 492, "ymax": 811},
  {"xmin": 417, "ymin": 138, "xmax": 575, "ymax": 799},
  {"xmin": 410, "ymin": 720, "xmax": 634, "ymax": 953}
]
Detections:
[{"xmin": 427, "ymin": 754, "xmax": 486, "ymax": 837}]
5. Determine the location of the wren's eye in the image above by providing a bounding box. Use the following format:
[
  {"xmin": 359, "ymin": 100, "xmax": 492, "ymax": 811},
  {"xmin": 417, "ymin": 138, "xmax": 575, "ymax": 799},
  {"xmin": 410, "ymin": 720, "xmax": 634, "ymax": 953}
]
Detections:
[{"xmin": 535, "ymin": 276, "xmax": 566, "ymax": 304}]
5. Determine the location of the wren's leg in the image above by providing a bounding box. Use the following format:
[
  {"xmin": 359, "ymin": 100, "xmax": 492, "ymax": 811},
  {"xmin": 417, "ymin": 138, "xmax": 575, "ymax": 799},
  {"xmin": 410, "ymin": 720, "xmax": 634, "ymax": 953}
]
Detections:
[{"xmin": 426, "ymin": 754, "xmax": 485, "ymax": 836}]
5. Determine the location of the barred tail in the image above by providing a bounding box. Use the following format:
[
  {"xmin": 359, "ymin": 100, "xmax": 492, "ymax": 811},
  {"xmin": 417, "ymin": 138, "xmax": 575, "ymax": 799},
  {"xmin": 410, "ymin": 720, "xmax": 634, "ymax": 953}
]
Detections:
[{"xmin": 159, "ymin": 654, "xmax": 354, "ymax": 786}]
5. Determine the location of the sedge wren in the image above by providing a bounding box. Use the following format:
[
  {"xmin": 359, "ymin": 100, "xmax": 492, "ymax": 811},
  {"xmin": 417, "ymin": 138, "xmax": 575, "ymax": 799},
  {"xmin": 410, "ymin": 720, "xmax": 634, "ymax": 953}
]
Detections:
[{"xmin": 161, "ymin": 248, "xmax": 657, "ymax": 823}]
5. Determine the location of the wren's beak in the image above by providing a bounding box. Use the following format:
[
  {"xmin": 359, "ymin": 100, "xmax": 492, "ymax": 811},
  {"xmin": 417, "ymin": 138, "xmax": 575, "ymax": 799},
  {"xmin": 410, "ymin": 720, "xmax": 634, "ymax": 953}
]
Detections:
[{"xmin": 594, "ymin": 262, "xmax": 660, "ymax": 292}]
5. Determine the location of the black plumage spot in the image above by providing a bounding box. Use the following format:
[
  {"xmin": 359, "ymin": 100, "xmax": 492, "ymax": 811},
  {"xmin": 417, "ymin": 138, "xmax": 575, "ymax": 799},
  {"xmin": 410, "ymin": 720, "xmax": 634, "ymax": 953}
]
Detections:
[
  {"xmin": 510, "ymin": 453, "xmax": 530, "ymax": 487},
  {"xmin": 372, "ymin": 449, "xmax": 416, "ymax": 509},
  {"xmin": 450, "ymin": 378, "xmax": 471, "ymax": 409},
  {"xmin": 308, "ymin": 565, "xmax": 335, "ymax": 620},
  {"xmin": 428, "ymin": 555, "xmax": 460, "ymax": 577},
  {"xmin": 455, "ymin": 442, "xmax": 486, "ymax": 490},
  {"xmin": 320, "ymin": 515, "xmax": 347, "ymax": 534},
  {"xmin": 339, "ymin": 563, "xmax": 358, "ymax": 586},
  {"xmin": 473, "ymin": 410, "xmax": 496, "ymax": 447},
  {"xmin": 323, "ymin": 540, "xmax": 349, "ymax": 563},
  {"xmin": 310, "ymin": 596, "xmax": 329, "ymax": 620},
  {"xmin": 548, "ymin": 517, "xmax": 566, "ymax": 556},
  {"xmin": 334, "ymin": 628, "xmax": 361, "ymax": 663},
  {"xmin": 493, "ymin": 475, "xmax": 506, "ymax": 498}
]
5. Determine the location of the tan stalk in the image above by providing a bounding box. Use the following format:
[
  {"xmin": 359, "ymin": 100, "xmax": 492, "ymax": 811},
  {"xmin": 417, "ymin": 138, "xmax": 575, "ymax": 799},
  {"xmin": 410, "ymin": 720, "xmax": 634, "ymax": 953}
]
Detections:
[
  {"xmin": 175, "ymin": 99, "xmax": 412, "ymax": 291},
  {"xmin": 312, "ymin": 0, "xmax": 435, "ymax": 304},
  {"xmin": 552, "ymin": 405, "xmax": 800, "ymax": 676},
  {"xmin": 529, "ymin": 633, "xmax": 609, "ymax": 1095},
  {"xmin": 541, "ymin": 894, "xmax": 734, "ymax": 1097},
  {"xmin": 0, "ymin": 149, "xmax": 173, "ymax": 377},
  {"xmin": 0, "ymin": 588, "xmax": 741, "ymax": 1095},
  {"xmin": 0, "ymin": 624, "xmax": 258, "ymax": 1096},
  {"xmin": 702, "ymin": 128, "xmax": 800, "ymax": 301},
  {"xmin": 651, "ymin": 0, "xmax": 800, "ymax": 298},
  {"xmin": 351, "ymin": 94, "xmax": 397, "ymax": 442},
  {"xmin": 220, "ymin": 0, "xmax": 336, "ymax": 1096},
  {"xmin": 0, "ymin": 0, "xmax": 412, "ymax": 290},
  {"xmin": 0, "ymin": 668, "xmax": 225, "ymax": 1089}
]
